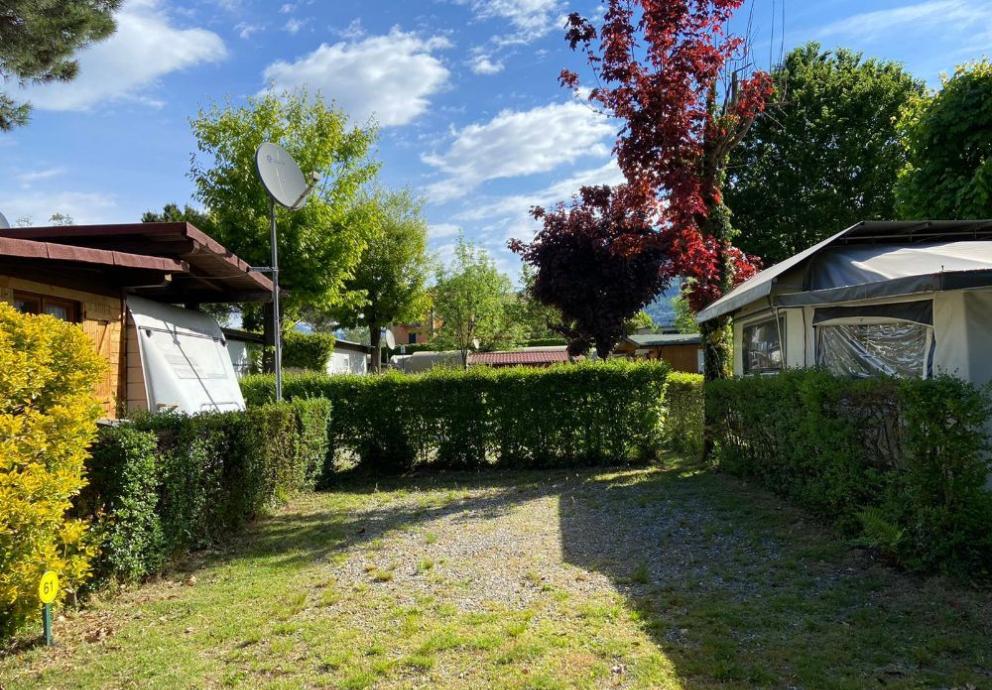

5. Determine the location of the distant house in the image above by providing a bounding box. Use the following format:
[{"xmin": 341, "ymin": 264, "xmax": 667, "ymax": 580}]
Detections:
[
  {"xmin": 614, "ymin": 333, "xmax": 703, "ymax": 373},
  {"xmin": 0, "ymin": 222, "xmax": 272, "ymax": 417},
  {"xmin": 390, "ymin": 310, "xmax": 441, "ymax": 346},
  {"xmin": 328, "ymin": 339, "xmax": 373, "ymax": 375}
]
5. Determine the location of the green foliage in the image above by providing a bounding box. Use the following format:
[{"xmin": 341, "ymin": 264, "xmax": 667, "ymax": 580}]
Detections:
[
  {"xmin": 664, "ymin": 373, "xmax": 704, "ymax": 459},
  {"xmin": 242, "ymin": 360, "xmax": 670, "ymax": 475},
  {"xmin": 282, "ymin": 331, "xmax": 335, "ymax": 371},
  {"xmin": 81, "ymin": 427, "xmax": 163, "ymax": 583},
  {"xmin": 672, "ymin": 292, "xmax": 699, "ymax": 334},
  {"xmin": 728, "ymin": 43, "xmax": 923, "ymax": 264},
  {"xmin": 625, "ymin": 310, "xmax": 656, "ymax": 334},
  {"xmin": 141, "ymin": 203, "xmax": 214, "ymax": 230},
  {"xmin": 895, "ymin": 61, "xmax": 992, "ymax": 219},
  {"xmin": 0, "ymin": 1, "xmax": 121, "ymax": 131},
  {"xmin": 707, "ymin": 370, "xmax": 992, "ymax": 573},
  {"xmin": 0, "ymin": 303, "xmax": 105, "ymax": 637},
  {"xmin": 332, "ymin": 189, "xmax": 432, "ymax": 370},
  {"xmin": 505, "ymin": 264, "xmax": 564, "ymax": 342},
  {"xmin": 433, "ymin": 237, "xmax": 516, "ymax": 363},
  {"xmin": 80, "ymin": 399, "xmax": 331, "ymax": 584},
  {"xmin": 190, "ymin": 91, "xmax": 378, "ymax": 318}
]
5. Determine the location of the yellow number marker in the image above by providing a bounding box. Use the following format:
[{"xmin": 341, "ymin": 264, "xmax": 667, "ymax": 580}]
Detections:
[
  {"xmin": 38, "ymin": 571, "xmax": 59, "ymax": 646},
  {"xmin": 38, "ymin": 571, "xmax": 59, "ymax": 604}
]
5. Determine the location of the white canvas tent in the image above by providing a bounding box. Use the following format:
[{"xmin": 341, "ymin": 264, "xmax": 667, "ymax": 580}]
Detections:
[{"xmin": 697, "ymin": 220, "xmax": 992, "ymax": 385}]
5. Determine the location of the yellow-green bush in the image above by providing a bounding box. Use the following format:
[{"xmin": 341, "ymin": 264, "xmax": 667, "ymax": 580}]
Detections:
[
  {"xmin": 0, "ymin": 302, "xmax": 104, "ymax": 637},
  {"xmin": 664, "ymin": 373, "xmax": 704, "ymax": 458}
]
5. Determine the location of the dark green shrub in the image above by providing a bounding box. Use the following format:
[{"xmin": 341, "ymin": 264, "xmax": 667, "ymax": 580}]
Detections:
[
  {"xmin": 81, "ymin": 426, "xmax": 163, "ymax": 583},
  {"xmin": 707, "ymin": 370, "xmax": 992, "ymax": 574},
  {"xmin": 664, "ymin": 372, "xmax": 704, "ymax": 458},
  {"xmin": 242, "ymin": 360, "xmax": 670, "ymax": 476},
  {"xmin": 282, "ymin": 331, "xmax": 335, "ymax": 370},
  {"xmin": 81, "ymin": 399, "xmax": 331, "ymax": 583}
]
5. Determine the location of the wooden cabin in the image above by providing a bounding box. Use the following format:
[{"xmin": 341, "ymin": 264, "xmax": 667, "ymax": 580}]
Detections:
[
  {"xmin": 0, "ymin": 223, "xmax": 272, "ymax": 418},
  {"xmin": 613, "ymin": 333, "xmax": 703, "ymax": 373}
]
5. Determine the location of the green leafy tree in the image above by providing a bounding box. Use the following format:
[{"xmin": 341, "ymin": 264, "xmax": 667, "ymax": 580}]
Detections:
[
  {"xmin": 505, "ymin": 264, "xmax": 562, "ymax": 342},
  {"xmin": 333, "ymin": 190, "xmax": 432, "ymax": 372},
  {"xmin": 672, "ymin": 293, "xmax": 699, "ymax": 334},
  {"xmin": 433, "ymin": 237, "xmax": 514, "ymax": 366},
  {"xmin": 727, "ymin": 43, "xmax": 924, "ymax": 264},
  {"xmin": 625, "ymin": 310, "xmax": 656, "ymax": 335},
  {"xmin": 141, "ymin": 203, "xmax": 213, "ymax": 231},
  {"xmin": 1, "ymin": 1, "xmax": 121, "ymax": 131},
  {"xmin": 189, "ymin": 92, "xmax": 378, "ymax": 326},
  {"xmin": 895, "ymin": 61, "xmax": 992, "ymax": 219}
]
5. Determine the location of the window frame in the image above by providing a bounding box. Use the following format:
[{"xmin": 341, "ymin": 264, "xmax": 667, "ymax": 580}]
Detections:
[
  {"xmin": 741, "ymin": 315, "xmax": 786, "ymax": 375},
  {"xmin": 12, "ymin": 290, "xmax": 81, "ymax": 323}
]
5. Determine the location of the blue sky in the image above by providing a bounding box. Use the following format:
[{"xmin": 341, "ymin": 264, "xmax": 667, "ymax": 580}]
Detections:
[{"xmin": 1, "ymin": 0, "xmax": 990, "ymax": 280}]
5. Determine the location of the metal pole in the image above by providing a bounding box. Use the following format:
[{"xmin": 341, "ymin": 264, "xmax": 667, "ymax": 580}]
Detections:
[
  {"xmin": 270, "ymin": 198, "xmax": 283, "ymax": 402},
  {"xmin": 43, "ymin": 603, "xmax": 52, "ymax": 646}
]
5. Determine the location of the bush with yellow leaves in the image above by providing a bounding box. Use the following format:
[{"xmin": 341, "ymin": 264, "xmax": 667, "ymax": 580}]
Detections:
[{"xmin": 0, "ymin": 302, "xmax": 105, "ymax": 638}]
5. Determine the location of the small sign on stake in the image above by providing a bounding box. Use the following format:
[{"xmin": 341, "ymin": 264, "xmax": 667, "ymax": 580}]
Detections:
[{"xmin": 38, "ymin": 571, "xmax": 58, "ymax": 646}]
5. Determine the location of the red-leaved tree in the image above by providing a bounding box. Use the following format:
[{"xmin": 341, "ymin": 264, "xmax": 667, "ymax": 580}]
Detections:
[
  {"xmin": 560, "ymin": 0, "xmax": 772, "ymax": 378},
  {"xmin": 510, "ymin": 185, "xmax": 672, "ymax": 358}
]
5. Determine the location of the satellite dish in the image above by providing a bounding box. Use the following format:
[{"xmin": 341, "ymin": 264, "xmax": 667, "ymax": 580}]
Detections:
[
  {"xmin": 255, "ymin": 142, "xmax": 313, "ymax": 210},
  {"xmin": 0, "ymin": 211, "xmax": 9, "ymax": 230},
  {"xmin": 384, "ymin": 329, "xmax": 397, "ymax": 350},
  {"xmin": 472, "ymin": 338, "xmax": 480, "ymax": 350}
]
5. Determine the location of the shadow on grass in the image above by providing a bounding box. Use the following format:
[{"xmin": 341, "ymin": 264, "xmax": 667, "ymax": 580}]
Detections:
[{"xmin": 557, "ymin": 459, "xmax": 992, "ymax": 689}]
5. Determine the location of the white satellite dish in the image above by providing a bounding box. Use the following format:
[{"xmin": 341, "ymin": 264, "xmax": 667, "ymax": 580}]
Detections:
[
  {"xmin": 0, "ymin": 211, "xmax": 9, "ymax": 230},
  {"xmin": 472, "ymin": 338, "xmax": 480, "ymax": 350},
  {"xmin": 255, "ymin": 142, "xmax": 315, "ymax": 210},
  {"xmin": 253, "ymin": 142, "xmax": 319, "ymax": 401},
  {"xmin": 384, "ymin": 329, "xmax": 397, "ymax": 350}
]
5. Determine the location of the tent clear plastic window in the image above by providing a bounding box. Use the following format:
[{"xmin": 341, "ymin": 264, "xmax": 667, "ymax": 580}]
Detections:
[
  {"xmin": 815, "ymin": 321, "xmax": 929, "ymax": 379},
  {"xmin": 743, "ymin": 318, "xmax": 785, "ymax": 374}
]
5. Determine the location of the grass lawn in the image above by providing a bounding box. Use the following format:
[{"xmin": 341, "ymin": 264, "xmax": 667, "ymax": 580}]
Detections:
[{"xmin": 2, "ymin": 459, "xmax": 990, "ymax": 689}]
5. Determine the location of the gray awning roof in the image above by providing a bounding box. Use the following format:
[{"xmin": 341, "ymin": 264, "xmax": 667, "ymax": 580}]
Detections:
[
  {"xmin": 697, "ymin": 220, "xmax": 992, "ymax": 323},
  {"xmin": 625, "ymin": 333, "xmax": 702, "ymax": 347}
]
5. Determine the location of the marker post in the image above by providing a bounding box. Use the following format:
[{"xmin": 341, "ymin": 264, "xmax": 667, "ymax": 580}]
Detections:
[{"xmin": 38, "ymin": 571, "xmax": 58, "ymax": 646}]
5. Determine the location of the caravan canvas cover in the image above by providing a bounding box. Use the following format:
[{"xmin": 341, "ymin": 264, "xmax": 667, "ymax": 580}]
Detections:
[{"xmin": 128, "ymin": 296, "xmax": 246, "ymax": 414}]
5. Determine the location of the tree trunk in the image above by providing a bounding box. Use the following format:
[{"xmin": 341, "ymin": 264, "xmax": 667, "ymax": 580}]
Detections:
[{"xmin": 369, "ymin": 324, "xmax": 382, "ymax": 373}]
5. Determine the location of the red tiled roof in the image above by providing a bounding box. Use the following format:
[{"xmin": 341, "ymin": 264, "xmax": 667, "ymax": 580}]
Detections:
[{"xmin": 467, "ymin": 349, "xmax": 572, "ymax": 366}]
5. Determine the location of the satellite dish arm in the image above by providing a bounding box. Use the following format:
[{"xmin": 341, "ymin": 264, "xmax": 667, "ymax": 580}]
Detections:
[{"xmin": 292, "ymin": 172, "xmax": 321, "ymax": 210}]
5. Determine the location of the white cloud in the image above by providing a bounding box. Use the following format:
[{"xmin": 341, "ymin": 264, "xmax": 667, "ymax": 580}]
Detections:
[
  {"xmin": 16, "ymin": 167, "xmax": 66, "ymax": 188},
  {"xmin": 428, "ymin": 223, "xmax": 462, "ymax": 240},
  {"xmin": 283, "ymin": 17, "xmax": 308, "ymax": 34},
  {"xmin": 0, "ymin": 191, "xmax": 121, "ymax": 226},
  {"xmin": 279, "ymin": 3, "xmax": 296, "ymax": 13},
  {"xmin": 818, "ymin": 0, "xmax": 992, "ymax": 41},
  {"xmin": 470, "ymin": 55, "xmax": 504, "ymax": 75},
  {"xmin": 423, "ymin": 101, "xmax": 614, "ymax": 202},
  {"xmin": 460, "ymin": 0, "xmax": 563, "ymax": 41},
  {"xmin": 235, "ymin": 22, "xmax": 263, "ymax": 39},
  {"xmin": 16, "ymin": 0, "xmax": 226, "ymax": 112},
  {"xmin": 261, "ymin": 28, "xmax": 450, "ymax": 127}
]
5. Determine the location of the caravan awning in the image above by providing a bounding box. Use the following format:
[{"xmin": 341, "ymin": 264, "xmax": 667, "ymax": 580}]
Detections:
[{"xmin": 698, "ymin": 220, "xmax": 992, "ymax": 322}]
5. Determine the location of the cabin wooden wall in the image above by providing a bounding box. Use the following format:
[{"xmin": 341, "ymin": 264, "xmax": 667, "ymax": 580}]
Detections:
[
  {"xmin": 0, "ymin": 276, "xmax": 124, "ymax": 418},
  {"xmin": 125, "ymin": 317, "xmax": 149, "ymax": 414}
]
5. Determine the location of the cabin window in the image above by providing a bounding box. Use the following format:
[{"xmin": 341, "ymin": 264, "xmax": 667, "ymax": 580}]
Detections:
[
  {"xmin": 408, "ymin": 333, "xmax": 417, "ymax": 344},
  {"xmin": 12, "ymin": 291, "xmax": 80, "ymax": 322},
  {"xmin": 742, "ymin": 317, "xmax": 785, "ymax": 374}
]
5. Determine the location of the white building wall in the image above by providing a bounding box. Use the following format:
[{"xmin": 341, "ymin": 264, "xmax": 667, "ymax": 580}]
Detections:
[{"xmin": 327, "ymin": 349, "xmax": 368, "ymax": 375}]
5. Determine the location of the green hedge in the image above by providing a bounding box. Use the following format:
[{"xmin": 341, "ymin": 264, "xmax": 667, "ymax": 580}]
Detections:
[
  {"xmin": 707, "ymin": 370, "xmax": 992, "ymax": 573},
  {"xmin": 283, "ymin": 331, "xmax": 335, "ymax": 370},
  {"xmin": 79, "ymin": 399, "xmax": 331, "ymax": 583},
  {"xmin": 664, "ymin": 372, "xmax": 704, "ymax": 458},
  {"xmin": 242, "ymin": 360, "xmax": 669, "ymax": 475}
]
